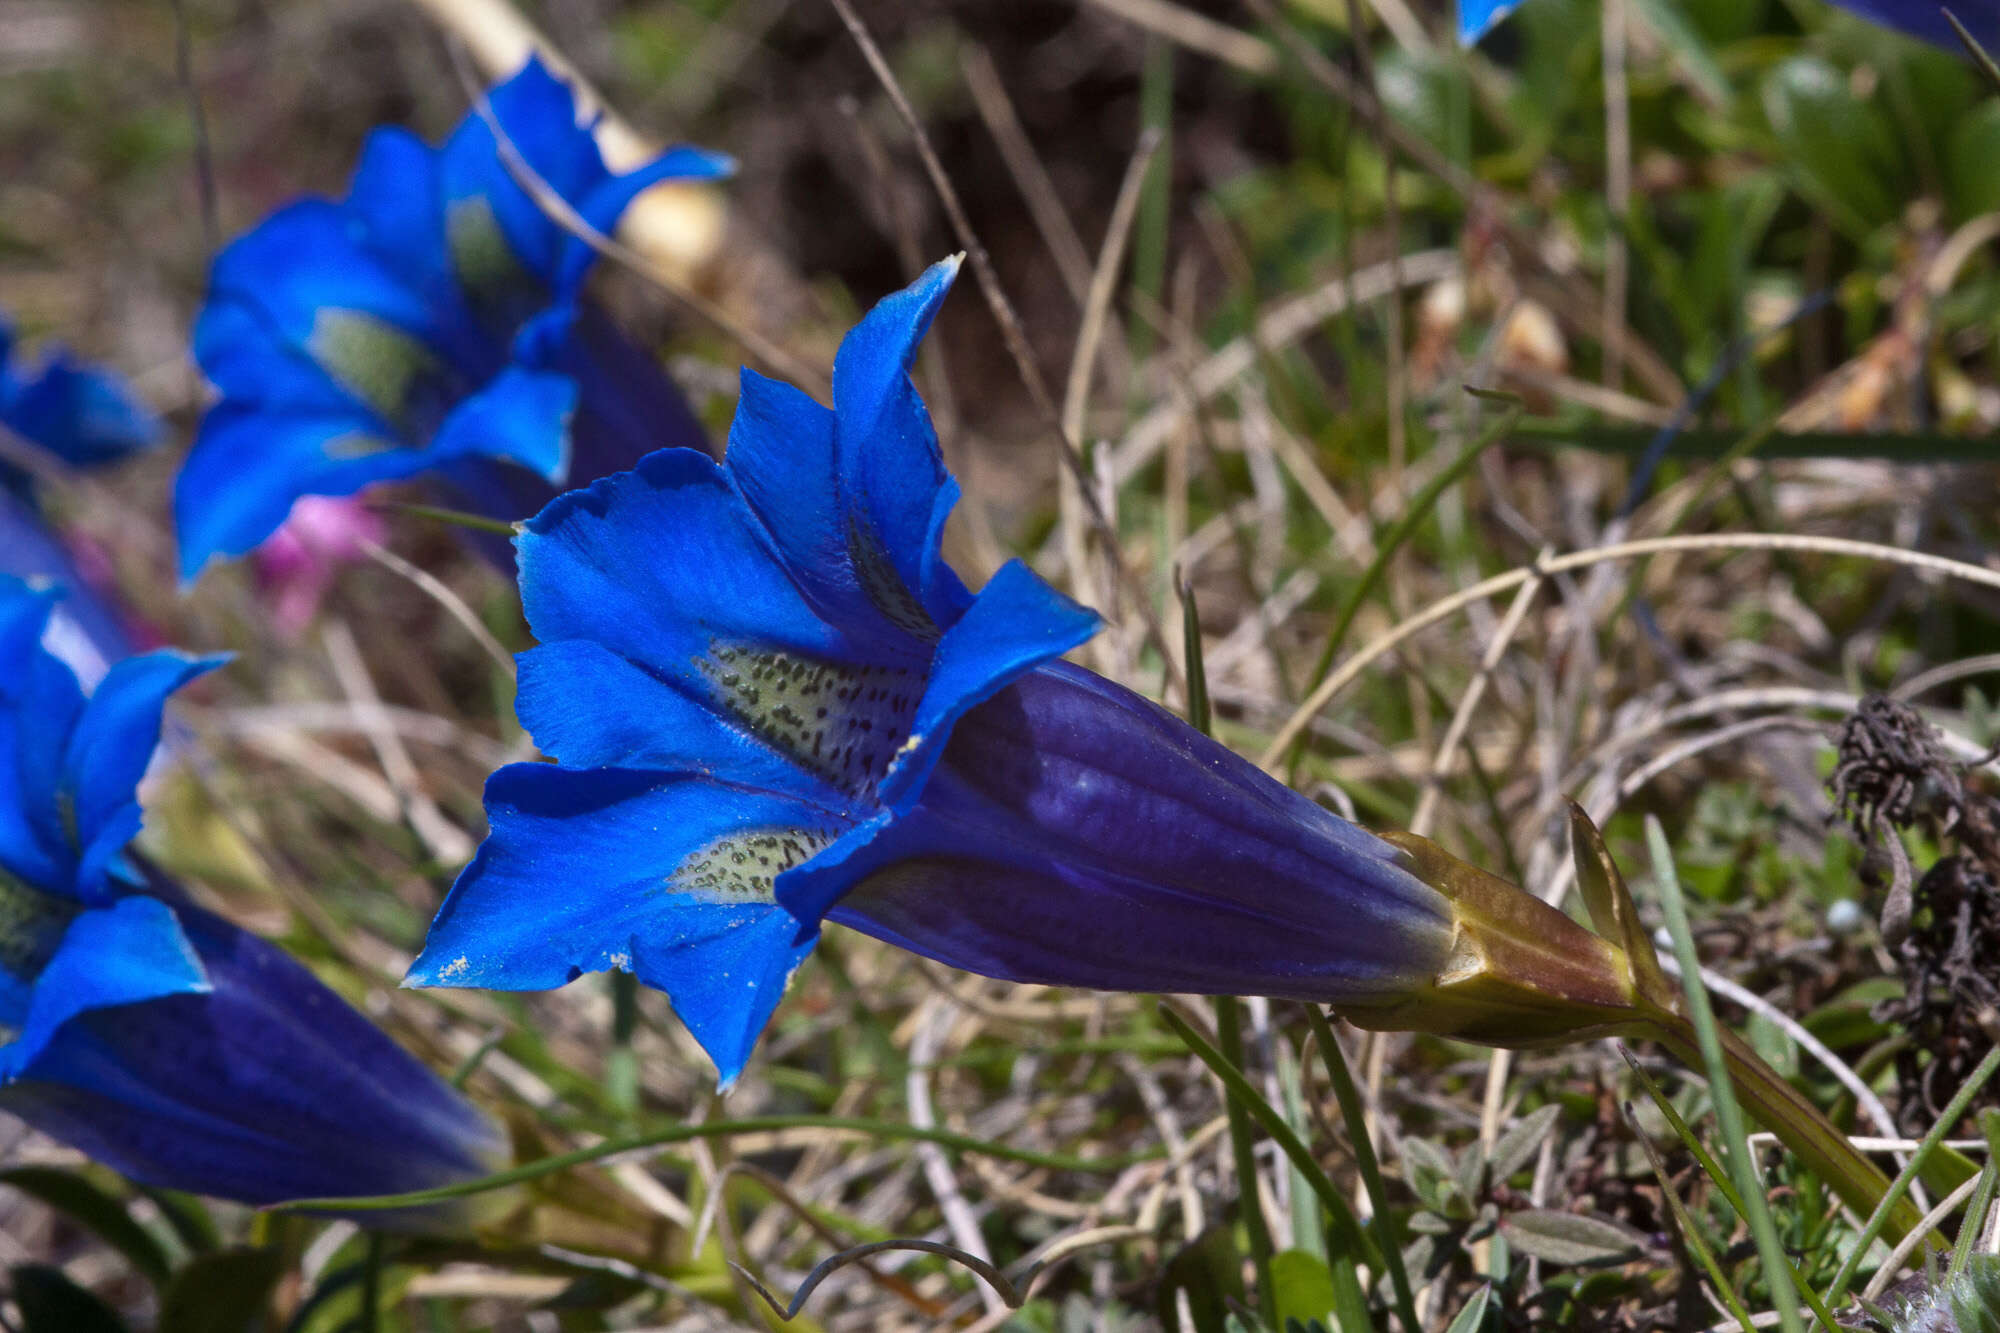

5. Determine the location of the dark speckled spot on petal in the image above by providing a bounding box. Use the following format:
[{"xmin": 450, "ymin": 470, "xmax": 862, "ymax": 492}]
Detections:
[
  {"xmin": 675, "ymin": 826, "xmax": 838, "ymax": 904},
  {"xmin": 700, "ymin": 641, "xmax": 923, "ymax": 797},
  {"xmin": 847, "ymin": 516, "xmax": 935, "ymax": 639}
]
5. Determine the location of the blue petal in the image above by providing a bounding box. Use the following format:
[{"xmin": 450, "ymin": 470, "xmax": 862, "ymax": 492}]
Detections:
[
  {"xmin": 61, "ymin": 652, "xmax": 226, "ymax": 899},
  {"xmin": 724, "ymin": 369, "xmax": 889, "ymax": 634},
  {"xmin": 519, "ymin": 448, "xmax": 895, "ymax": 684},
  {"xmin": 1458, "ymin": 0, "xmax": 1521, "ymax": 42},
  {"xmin": 428, "ymin": 363, "xmax": 576, "ymax": 482},
  {"xmin": 0, "ymin": 897, "xmax": 207, "ymax": 1079},
  {"xmin": 175, "ymin": 403, "xmax": 402, "ymax": 582},
  {"xmin": 408, "ymin": 763, "xmax": 833, "ymax": 1084},
  {"xmin": 0, "ymin": 498, "xmax": 136, "ymax": 690},
  {"xmin": 560, "ymin": 305, "xmax": 710, "ymax": 473},
  {"xmin": 441, "ymin": 59, "xmax": 609, "ymax": 290},
  {"xmin": 0, "ymin": 627, "xmax": 84, "ymax": 890},
  {"xmin": 515, "ymin": 639, "xmax": 840, "ymax": 803},
  {"xmin": 8, "ymin": 894, "xmax": 503, "ymax": 1210},
  {"xmin": 0, "ymin": 349, "xmax": 160, "ymax": 469},
  {"xmin": 876, "ymin": 560, "xmax": 1099, "ymax": 812},
  {"xmin": 191, "ymin": 298, "xmax": 370, "ymax": 417},
  {"xmin": 0, "ymin": 575, "xmax": 58, "ymax": 674},
  {"xmin": 207, "ymin": 201, "xmax": 483, "ymax": 390},
  {"xmin": 344, "ymin": 126, "xmax": 455, "ymax": 304},
  {"xmin": 830, "ymin": 257, "xmax": 967, "ymax": 627},
  {"xmin": 551, "ymin": 145, "xmax": 738, "ymax": 293}
]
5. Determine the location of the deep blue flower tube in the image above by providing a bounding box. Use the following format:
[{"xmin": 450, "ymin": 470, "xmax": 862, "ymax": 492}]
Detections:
[
  {"xmin": 409, "ymin": 259, "xmax": 1639, "ymax": 1086},
  {"xmin": 175, "ymin": 57, "xmax": 731, "ymax": 583},
  {"xmin": 0, "ymin": 579, "xmax": 504, "ymax": 1215},
  {"xmin": 0, "ymin": 315, "xmax": 161, "ymax": 684}
]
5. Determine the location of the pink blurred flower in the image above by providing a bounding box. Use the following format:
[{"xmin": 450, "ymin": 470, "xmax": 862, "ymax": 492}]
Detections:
[{"xmin": 254, "ymin": 494, "xmax": 387, "ymax": 632}]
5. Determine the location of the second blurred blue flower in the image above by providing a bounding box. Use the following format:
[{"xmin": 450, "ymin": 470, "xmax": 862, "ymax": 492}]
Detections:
[{"xmin": 176, "ymin": 57, "xmax": 731, "ymax": 584}]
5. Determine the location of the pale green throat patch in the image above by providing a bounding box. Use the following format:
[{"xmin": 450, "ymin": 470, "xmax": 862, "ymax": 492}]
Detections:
[
  {"xmin": 675, "ymin": 828, "xmax": 837, "ymax": 904},
  {"xmin": 0, "ymin": 867, "xmax": 79, "ymax": 984}
]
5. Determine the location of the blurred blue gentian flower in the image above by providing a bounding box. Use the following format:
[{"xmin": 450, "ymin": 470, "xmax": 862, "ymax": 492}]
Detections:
[
  {"xmin": 176, "ymin": 57, "xmax": 731, "ymax": 584},
  {"xmin": 1461, "ymin": 0, "xmax": 1999, "ymax": 47},
  {"xmin": 0, "ymin": 315, "xmax": 161, "ymax": 685},
  {"xmin": 0, "ymin": 579, "xmax": 505, "ymax": 1208},
  {"xmin": 407, "ymin": 259, "xmax": 1461, "ymax": 1086},
  {"xmin": 1458, "ymin": 0, "xmax": 1521, "ymax": 42}
]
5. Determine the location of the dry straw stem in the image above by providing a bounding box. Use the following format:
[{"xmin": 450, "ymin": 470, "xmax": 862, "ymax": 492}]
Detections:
[
  {"xmin": 1061, "ymin": 127, "xmax": 1162, "ymax": 654},
  {"xmin": 406, "ymin": 0, "xmax": 726, "ymax": 282},
  {"xmin": 322, "ymin": 619, "xmax": 473, "ymax": 866},
  {"xmin": 1109, "ymin": 249, "xmax": 1460, "ymax": 486},
  {"xmin": 1258, "ymin": 531, "xmax": 2000, "ymax": 770},
  {"xmin": 959, "ymin": 43, "xmax": 1097, "ymax": 308}
]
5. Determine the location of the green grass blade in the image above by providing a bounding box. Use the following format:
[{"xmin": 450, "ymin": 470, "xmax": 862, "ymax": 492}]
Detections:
[
  {"xmin": 1824, "ymin": 1045, "xmax": 2000, "ymax": 1306},
  {"xmin": 1646, "ymin": 815, "xmax": 1807, "ymax": 1333},
  {"xmin": 269, "ymin": 1115, "xmax": 1163, "ymax": 1214},
  {"xmin": 1305, "ymin": 1007, "xmax": 1420, "ymax": 1333},
  {"xmin": 1621, "ymin": 1100, "xmax": 1758, "ymax": 1333}
]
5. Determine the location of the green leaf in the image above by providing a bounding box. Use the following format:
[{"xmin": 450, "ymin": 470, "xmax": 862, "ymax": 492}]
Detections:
[
  {"xmin": 159, "ymin": 1247, "xmax": 285, "ymax": 1333},
  {"xmin": 1157, "ymin": 1225, "xmax": 1244, "ymax": 1333},
  {"xmin": 1496, "ymin": 1210, "xmax": 1646, "ymax": 1267},
  {"xmin": 1269, "ymin": 1250, "xmax": 1338, "ymax": 1330},
  {"xmin": 1487, "ymin": 1105, "xmax": 1562, "ymax": 1185},
  {"xmin": 1760, "ymin": 55, "xmax": 1905, "ymax": 238},
  {"xmin": 1440, "ymin": 1284, "xmax": 1493, "ymax": 1333},
  {"xmin": 1397, "ymin": 1135, "xmax": 1458, "ymax": 1208},
  {"xmin": 1949, "ymin": 1255, "xmax": 2000, "ymax": 1333},
  {"xmin": 1949, "ymin": 101, "xmax": 2000, "ymax": 221},
  {"xmin": 9, "ymin": 1265, "xmax": 130, "ymax": 1333},
  {"xmin": 0, "ymin": 1167, "xmax": 171, "ymax": 1286}
]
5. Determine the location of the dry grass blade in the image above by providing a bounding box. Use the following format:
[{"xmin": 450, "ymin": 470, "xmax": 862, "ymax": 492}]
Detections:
[
  {"xmin": 1060, "ymin": 126, "xmax": 1162, "ymax": 631},
  {"xmin": 1259, "ymin": 532, "xmax": 2000, "ymax": 769}
]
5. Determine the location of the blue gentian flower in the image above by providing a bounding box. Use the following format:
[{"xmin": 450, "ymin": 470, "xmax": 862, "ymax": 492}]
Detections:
[
  {"xmin": 0, "ymin": 579, "xmax": 504, "ymax": 1208},
  {"xmin": 407, "ymin": 259, "xmax": 1461, "ymax": 1086},
  {"xmin": 0, "ymin": 315, "xmax": 161, "ymax": 684},
  {"xmin": 175, "ymin": 57, "xmax": 731, "ymax": 584},
  {"xmin": 1458, "ymin": 0, "xmax": 1521, "ymax": 43},
  {"xmin": 1460, "ymin": 0, "xmax": 1999, "ymax": 47}
]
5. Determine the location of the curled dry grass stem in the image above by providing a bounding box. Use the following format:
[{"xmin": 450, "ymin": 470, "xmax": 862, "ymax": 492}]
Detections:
[
  {"xmin": 732, "ymin": 1224, "xmax": 1154, "ymax": 1323},
  {"xmin": 1260, "ymin": 531, "xmax": 2000, "ymax": 770}
]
